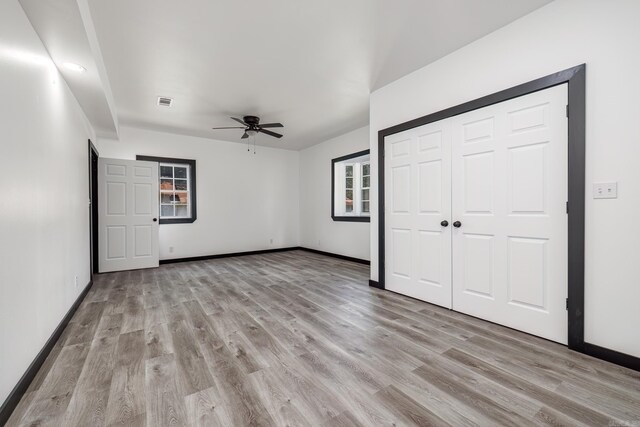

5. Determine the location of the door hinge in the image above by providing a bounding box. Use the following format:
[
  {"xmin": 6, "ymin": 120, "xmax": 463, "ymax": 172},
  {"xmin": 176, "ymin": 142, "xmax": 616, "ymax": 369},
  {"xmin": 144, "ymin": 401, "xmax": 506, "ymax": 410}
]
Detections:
[
  {"xmin": 566, "ymin": 105, "xmax": 569, "ymax": 118},
  {"xmin": 566, "ymin": 201, "xmax": 569, "ymax": 213},
  {"xmin": 566, "ymin": 298, "xmax": 569, "ymax": 310}
]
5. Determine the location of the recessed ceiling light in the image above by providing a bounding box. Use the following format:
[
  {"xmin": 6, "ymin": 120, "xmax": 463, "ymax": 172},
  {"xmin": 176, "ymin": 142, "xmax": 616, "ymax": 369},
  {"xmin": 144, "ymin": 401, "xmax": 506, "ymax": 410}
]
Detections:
[{"xmin": 63, "ymin": 62, "xmax": 86, "ymax": 73}]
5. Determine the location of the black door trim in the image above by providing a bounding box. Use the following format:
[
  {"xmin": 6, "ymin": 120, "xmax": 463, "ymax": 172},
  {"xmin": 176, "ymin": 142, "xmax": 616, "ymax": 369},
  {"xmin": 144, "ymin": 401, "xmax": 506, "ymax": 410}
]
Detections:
[
  {"xmin": 88, "ymin": 140, "xmax": 99, "ymax": 276},
  {"xmin": 377, "ymin": 65, "xmax": 587, "ymax": 351}
]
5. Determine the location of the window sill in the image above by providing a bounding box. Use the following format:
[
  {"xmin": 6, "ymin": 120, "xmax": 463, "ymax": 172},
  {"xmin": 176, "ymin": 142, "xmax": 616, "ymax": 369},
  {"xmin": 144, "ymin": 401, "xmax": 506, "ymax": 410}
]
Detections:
[
  {"xmin": 332, "ymin": 216, "xmax": 370, "ymax": 223},
  {"xmin": 160, "ymin": 217, "xmax": 197, "ymax": 225}
]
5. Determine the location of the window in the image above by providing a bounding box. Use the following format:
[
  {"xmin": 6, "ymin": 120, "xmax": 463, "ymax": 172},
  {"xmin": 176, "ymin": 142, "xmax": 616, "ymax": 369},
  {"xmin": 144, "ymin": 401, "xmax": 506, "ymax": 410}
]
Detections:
[
  {"xmin": 361, "ymin": 162, "xmax": 370, "ymax": 213},
  {"xmin": 345, "ymin": 164, "xmax": 354, "ymax": 213},
  {"xmin": 160, "ymin": 163, "xmax": 191, "ymax": 219},
  {"xmin": 136, "ymin": 155, "xmax": 197, "ymax": 224},
  {"xmin": 331, "ymin": 149, "xmax": 370, "ymax": 222}
]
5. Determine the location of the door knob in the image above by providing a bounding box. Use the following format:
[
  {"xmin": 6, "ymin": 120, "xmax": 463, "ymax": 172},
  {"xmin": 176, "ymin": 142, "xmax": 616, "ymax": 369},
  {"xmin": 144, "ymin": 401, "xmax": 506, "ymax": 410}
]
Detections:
[
  {"xmin": 440, "ymin": 220, "xmax": 449, "ymax": 227},
  {"xmin": 153, "ymin": 218, "xmax": 158, "ymax": 222},
  {"xmin": 453, "ymin": 221, "xmax": 462, "ymax": 228}
]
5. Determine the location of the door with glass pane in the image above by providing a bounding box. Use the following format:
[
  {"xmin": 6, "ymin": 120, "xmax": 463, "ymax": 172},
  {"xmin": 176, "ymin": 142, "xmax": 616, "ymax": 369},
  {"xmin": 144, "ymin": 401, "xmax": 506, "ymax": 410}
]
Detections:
[{"xmin": 98, "ymin": 158, "xmax": 159, "ymax": 272}]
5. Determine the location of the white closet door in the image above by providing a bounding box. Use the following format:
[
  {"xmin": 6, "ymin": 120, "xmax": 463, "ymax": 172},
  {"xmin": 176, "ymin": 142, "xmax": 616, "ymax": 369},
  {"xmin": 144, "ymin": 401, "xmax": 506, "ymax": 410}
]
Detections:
[
  {"xmin": 451, "ymin": 84, "xmax": 568, "ymax": 343},
  {"xmin": 385, "ymin": 120, "xmax": 452, "ymax": 308},
  {"xmin": 99, "ymin": 158, "xmax": 159, "ymax": 273}
]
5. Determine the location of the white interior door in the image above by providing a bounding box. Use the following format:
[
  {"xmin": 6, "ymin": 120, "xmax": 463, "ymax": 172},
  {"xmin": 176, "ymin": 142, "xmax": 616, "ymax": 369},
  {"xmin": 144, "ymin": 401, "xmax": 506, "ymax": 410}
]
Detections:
[
  {"xmin": 99, "ymin": 158, "xmax": 159, "ymax": 273},
  {"xmin": 385, "ymin": 119, "xmax": 452, "ymax": 308},
  {"xmin": 451, "ymin": 84, "xmax": 568, "ymax": 344}
]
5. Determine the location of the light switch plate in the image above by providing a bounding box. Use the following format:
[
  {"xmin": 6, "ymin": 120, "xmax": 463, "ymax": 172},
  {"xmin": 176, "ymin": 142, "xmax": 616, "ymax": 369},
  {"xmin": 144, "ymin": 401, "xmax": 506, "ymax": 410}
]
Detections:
[{"xmin": 593, "ymin": 182, "xmax": 618, "ymax": 199}]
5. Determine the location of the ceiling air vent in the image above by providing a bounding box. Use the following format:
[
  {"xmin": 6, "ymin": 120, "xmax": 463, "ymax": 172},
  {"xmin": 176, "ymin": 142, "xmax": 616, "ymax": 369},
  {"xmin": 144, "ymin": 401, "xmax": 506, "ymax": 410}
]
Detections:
[{"xmin": 157, "ymin": 96, "xmax": 173, "ymax": 107}]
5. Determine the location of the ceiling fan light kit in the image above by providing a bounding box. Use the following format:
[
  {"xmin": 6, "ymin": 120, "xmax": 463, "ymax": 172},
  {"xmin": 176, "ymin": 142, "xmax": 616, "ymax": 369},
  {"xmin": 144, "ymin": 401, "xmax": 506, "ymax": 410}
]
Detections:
[{"xmin": 212, "ymin": 115, "xmax": 284, "ymax": 154}]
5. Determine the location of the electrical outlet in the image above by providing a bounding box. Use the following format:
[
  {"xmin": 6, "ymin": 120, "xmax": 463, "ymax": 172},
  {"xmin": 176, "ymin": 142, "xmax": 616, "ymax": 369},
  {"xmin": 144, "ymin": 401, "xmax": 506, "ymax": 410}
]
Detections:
[
  {"xmin": 169, "ymin": 246, "xmax": 174, "ymax": 253},
  {"xmin": 269, "ymin": 238, "xmax": 274, "ymax": 245},
  {"xmin": 74, "ymin": 275, "xmax": 79, "ymax": 289},
  {"xmin": 593, "ymin": 182, "xmax": 618, "ymax": 199}
]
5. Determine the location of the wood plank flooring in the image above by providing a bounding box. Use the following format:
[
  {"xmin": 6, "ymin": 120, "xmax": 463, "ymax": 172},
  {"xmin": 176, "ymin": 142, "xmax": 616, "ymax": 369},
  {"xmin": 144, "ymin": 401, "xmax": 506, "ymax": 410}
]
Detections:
[{"xmin": 7, "ymin": 250, "xmax": 640, "ymax": 426}]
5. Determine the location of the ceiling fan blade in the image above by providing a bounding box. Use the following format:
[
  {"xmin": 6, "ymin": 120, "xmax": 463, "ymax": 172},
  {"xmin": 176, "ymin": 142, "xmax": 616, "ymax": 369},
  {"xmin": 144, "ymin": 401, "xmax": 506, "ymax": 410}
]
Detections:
[
  {"xmin": 258, "ymin": 123, "xmax": 284, "ymax": 128},
  {"xmin": 241, "ymin": 132, "xmax": 249, "ymax": 139},
  {"xmin": 231, "ymin": 117, "xmax": 247, "ymax": 126},
  {"xmin": 259, "ymin": 128, "xmax": 283, "ymax": 139},
  {"xmin": 211, "ymin": 126, "xmax": 246, "ymax": 130}
]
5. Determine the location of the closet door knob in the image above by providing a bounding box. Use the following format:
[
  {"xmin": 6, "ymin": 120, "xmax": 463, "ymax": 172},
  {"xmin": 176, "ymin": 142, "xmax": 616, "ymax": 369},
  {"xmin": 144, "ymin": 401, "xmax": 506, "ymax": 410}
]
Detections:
[
  {"xmin": 453, "ymin": 221, "xmax": 462, "ymax": 228},
  {"xmin": 440, "ymin": 220, "xmax": 449, "ymax": 227}
]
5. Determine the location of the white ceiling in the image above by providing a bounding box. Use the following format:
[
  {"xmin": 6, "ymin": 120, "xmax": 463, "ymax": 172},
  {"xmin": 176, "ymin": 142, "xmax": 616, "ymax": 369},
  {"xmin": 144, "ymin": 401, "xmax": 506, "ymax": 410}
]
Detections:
[
  {"xmin": 24, "ymin": 0, "xmax": 552, "ymax": 149},
  {"xmin": 19, "ymin": 0, "xmax": 119, "ymax": 138}
]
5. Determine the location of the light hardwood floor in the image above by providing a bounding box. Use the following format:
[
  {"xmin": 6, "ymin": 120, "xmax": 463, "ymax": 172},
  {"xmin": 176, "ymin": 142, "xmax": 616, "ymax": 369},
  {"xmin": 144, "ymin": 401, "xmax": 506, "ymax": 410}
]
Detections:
[{"xmin": 7, "ymin": 250, "xmax": 640, "ymax": 426}]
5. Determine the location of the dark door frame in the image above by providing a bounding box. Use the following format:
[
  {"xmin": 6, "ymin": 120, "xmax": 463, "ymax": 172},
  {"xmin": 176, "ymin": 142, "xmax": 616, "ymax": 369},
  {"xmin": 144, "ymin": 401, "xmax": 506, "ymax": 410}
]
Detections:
[
  {"xmin": 89, "ymin": 140, "xmax": 99, "ymax": 276},
  {"xmin": 376, "ymin": 65, "xmax": 587, "ymax": 350}
]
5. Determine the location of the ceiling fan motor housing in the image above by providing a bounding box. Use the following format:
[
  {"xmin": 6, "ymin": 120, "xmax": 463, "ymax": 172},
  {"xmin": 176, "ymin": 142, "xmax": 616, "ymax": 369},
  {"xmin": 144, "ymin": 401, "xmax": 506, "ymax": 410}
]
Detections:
[{"xmin": 243, "ymin": 115, "xmax": 260, "ymax": 126}]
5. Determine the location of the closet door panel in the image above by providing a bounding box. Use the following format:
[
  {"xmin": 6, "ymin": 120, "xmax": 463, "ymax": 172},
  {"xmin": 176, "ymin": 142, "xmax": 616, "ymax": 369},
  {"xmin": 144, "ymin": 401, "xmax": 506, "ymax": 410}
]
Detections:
[
  {"xmin": 451, "ymin": 84, "xmax": 569, "ymax": 344},
  {"xmin": 385, "ymin": 119, "xmax": 453, "ymax": 308}
]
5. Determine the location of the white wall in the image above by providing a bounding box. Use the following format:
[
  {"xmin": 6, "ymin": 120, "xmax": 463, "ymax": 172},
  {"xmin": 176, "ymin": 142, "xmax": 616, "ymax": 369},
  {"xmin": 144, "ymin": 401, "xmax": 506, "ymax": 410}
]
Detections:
[
  {"xmin": 370, "ymin": 0, "xmax": 640, "ymax": 357},
  {"xmin": 0, "ymin": 0, "xmax": 95, "ymax": 404},
  {"xmin": 96, "ymin": 126, "xmax": 299, "ymax": 260},
  {"xmin": 299, "ymin": 126, "xmax": 370, "ymax": 260}
]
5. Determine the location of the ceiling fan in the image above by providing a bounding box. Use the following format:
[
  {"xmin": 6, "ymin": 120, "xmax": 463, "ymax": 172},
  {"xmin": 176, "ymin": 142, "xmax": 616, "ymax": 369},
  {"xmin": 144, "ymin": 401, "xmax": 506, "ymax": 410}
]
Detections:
[{"xmin": 212, "ymin": 115, "xmax": 284, "ymax": 139}]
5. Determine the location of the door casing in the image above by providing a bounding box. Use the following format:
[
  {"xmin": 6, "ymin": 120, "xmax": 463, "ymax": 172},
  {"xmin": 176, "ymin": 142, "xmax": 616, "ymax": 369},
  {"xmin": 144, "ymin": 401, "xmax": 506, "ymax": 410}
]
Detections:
[{"xmin": 89, "ymin": 140, "xmax": 99, "ymax": 278}]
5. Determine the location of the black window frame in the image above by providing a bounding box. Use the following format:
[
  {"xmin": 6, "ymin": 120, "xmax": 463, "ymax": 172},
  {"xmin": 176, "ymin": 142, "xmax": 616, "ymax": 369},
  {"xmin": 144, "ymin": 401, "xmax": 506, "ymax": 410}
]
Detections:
[
  {"xmin": 137, "ymin": 155, "xmax": 197, "ymax": 224},
  {"xmin": 331, "ymin": 149, "xmax": 371, "ymax": 222}
]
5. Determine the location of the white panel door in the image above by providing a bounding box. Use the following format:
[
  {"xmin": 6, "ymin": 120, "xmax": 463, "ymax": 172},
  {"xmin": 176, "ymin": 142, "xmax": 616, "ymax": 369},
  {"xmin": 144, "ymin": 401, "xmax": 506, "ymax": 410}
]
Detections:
[
  {"xmin": 385, "ymin": 120, "xmax": 453, "ymax": 308},
  {"xmin": 451, "ymin": 84, "xmax": 568, "ymax": 343},
  {"xmin": 99, "ymin": 158, "xmax": 159, "ymax": 272}
]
